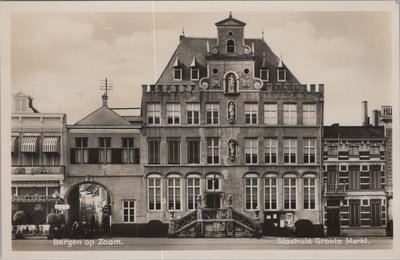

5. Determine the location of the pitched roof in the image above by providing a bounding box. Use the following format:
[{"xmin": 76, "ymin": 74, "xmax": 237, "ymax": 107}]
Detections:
[
  {"xmin": 215, "ymin": 17, "xmax": 246, "ymax": 27},
  {"xmin": 324, "ymin": 126, "xmax": 385, "ymax": 139},
  {"xmin": 156, "ymin": 37, "xmax": 301, "ymax": 85},
  {"xmin": 75, "ymin": 106, "xmax": 132, "ymax": 126}
]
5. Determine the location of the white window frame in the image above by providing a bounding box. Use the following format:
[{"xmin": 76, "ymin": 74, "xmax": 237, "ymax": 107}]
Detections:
[
  {"xmin": 360, "ymin": 164, "xmax": 369, "ymax": 172},
  {"xmin": 264, "ymin": 138, "xmax": 278, "ymax": 164},
  {"xmin": 264, "ymin": 175, "xmax": 278, "ymax": 210},
  {"xmin": 122, "ymin": 200, "xmax": 136, "ymax": 223},
  {"xmin": 147, "ymin": 103, "xmax": 161, "ymax": 125},
  {"xmin": 303, "ymin": 104, "xmax": 317, "ymax": 125},
  {"xmin": 244, "ymin": 103, "xmax": 258, "ymax": 125},
  {"xmin": 260, "ymin": 68, "xmax": 269, "ymax": 81},
  {"xmin": 206, "ymin": 103, "xmax": 219, "ymax": 125},
  {"xmin": 245, "ymin": 138, "xmax": 258, "ymax": 165},
  {"xmin": 303, "ymin": 177, "xmax": 316, "ymax": 210},
  {"xmin": 340, "ymin": 164, "xmax": 349, "ymax": 172},
  {"xmin": 167, "ymin": 176, "xmax": 182, "ymax": 211},
  {"xmin": 303, "ymin": 138, "xmax": 316, "ymax": 164},
  {"xmin": 166, "ymin": 103, "xmax": 181, "ymax": 125},
  {"xmin": 147, "ymin": 175, "xmax": 162, "ymax": 211},
  {"xmin": 206, "ymin": 174, "xmax": 221, "ymax": 191},
  {"xmin": 206, "ymin": 138, "xmax": 220, "ymax": 165},
  {"xmin": 283, "ymin": 103, "xmax": 297, "ymax": 125},
  {"xmin": 173, "ymin": 67, "xmax": 182, "ymax": 81},
  {"xmin": 190, "ymin": 67, "xmax": 199, "ymax": 81},
  {"xmin": 186, "ymin": 103, "xmax": 200, "ymax": 125},
  {"xmin": 244, "ymin": 176, "xmax": 259, "ymax": 211},
  {"xmin": 277, "ymin": 68, "xmax": 286, "ymax": 82},
  {"xmin": 264, "ymin": 103, "xmax": 278, "ymax": 125},
  {"xmin": 283, "ymin": 177, "xmax": 297, "ymax": 210},
  {"xmin": 283, "ymin": 138, "xmax": 297, "ymax": 164},
  {"xmin": 187, "ymin": 176, "xmax": 201, "ymax": 210}
]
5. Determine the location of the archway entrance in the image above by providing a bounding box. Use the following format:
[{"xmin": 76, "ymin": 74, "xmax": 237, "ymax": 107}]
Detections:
[{"xmin": 67, "ymin": 182, "xmax": 112, "ymax": 237}]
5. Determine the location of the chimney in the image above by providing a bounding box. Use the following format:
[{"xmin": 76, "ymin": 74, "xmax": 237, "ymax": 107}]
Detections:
[
  {"xmin": 362, "ymin": 101, "xmax": 369, "ymax": 126},
  {"xmin": 372, "ymin": 109, "xmax": 379, "ymax": 126},
  {"xmin": 102, "ymin": 94, "xmax": 108, "ymax": 107}
]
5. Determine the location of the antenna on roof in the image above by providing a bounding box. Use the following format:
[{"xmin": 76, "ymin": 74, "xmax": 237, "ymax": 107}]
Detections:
[
  {"xmin": 229, "ymin": 11, "xmax": 232, "ymax": 18},
  {"xmin": 262, "ymin": 29, "xmax": 264, "ymax": 40},
  {"xmin": 99, "ymin": 77, "xmax": 114, "ymax": 107}
]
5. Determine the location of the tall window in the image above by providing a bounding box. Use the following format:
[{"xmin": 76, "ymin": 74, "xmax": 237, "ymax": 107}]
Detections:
[
  {"xmin": 244, "ymin": 103, "xmax": 258, "ymax": 124},
  {"xmin": 283, "ymin": 104, "xmax": 297, "ymax": 125},
  {"xmin": 245, "ymin": 177, "xmax": 258, "ymax": 210},
  {"xmin": 122, "ymin": 138, "xmax": 134, "ymax": 164},
  {"xmin": 99, "ymin": 137, "xmax": 111, "ymax": 164},
  {"xmin": 303, "ymin": 178, "xmax": 316, "ymax": 209},
  {"xmin": 283, "ymin": 177, "xmax": 296, "ymax": 209},
  {"xmin": 303, "ymin": 104, "xmax": 317, "ymax": 125},
  {"xmin": 173, "ymin": 68, "xmax": 182, "ymax": 80},
  {"xmin": 187, "ymin": 138, "xmax": 200, "ymax": 164},
  {"xmin": 167, "ymin": 103, "xmax": 180, "ymax": 125},
  {"xmin": 147, "ymin": 103, "xmax": 160, "ymax": 125},
  {"xmin": 348, "ymin": 166, "xmax": 360, "ymax": 190},
  {"xmin": 370, "ymin": 199, "xmax": 381, "ymax": 226},
  {"xmin": 264, "ymin": 177, "xmax": 277, "ymax": 210},
  {"xmin": 349, "ymin": 200, "xmax": 361, "ymax": 227},
  {"xmin": 226, "ymin": 39, "xmax": 235, "ymax": 53},
  {"xmin": 167, "ymin": 139, "xmax": 180, "ymax": 164},
  {"xmin": 260, "ymin": 68, "xmax": 269, "ymax": 81},
  {"xmin": 206, "ymin": 103, "xmax": 219, "ymax": 125},
  {"xmin": 304, "ymin": 138, "xmax": 316, "ymax": 164},
  {"xmin": 148, "ymin": 177, "xmax": 161, "ymax": 211},
  {"xmin": 167, "ymin": 177, "xmax": 181, "ymax": 210},
  {"xmin": 370, "ymin": 167, "xmax": 381, "ymax": 189},
  {"xmin": 283, "ymin": 138, "xmax": 297, "ymax": 164},
  {"xmin": 277, "ymin": 68, "xmax": 286, "ymax": 82},
  {"xmin": 148, "ymin": 140, "xmax": 160, "ymax": 164},
  {"xmin": 187, "ymin": 177, "xmax": 201, "ymax": 210},
  {"xmin": 264, "ymin": 103, "xmax": 277, "ymax": 125},
  {"xmin": 122, "ymin": 200, "xmax": 135, "ymax": 223},
  {"xmin": 190, "ymin": 68, "xmax": 199, "ymax": 81},
  {"xmin": 186, "ymin": 103, "xmax": 200, "ymax": 125},
  {"xmin": 245, "ymin": 139, "xmax": 258, "ymax": 164},
  {"xmin": 206, "ymin": 138, "xmax": 220, "ymax": 164},
  {"xmin": 75, "ymin": 137, "xmax": 88, "ymax": 164},
  {"xmin": 264, "ymin": 138, "xmax": 277, "ymax": 164}
]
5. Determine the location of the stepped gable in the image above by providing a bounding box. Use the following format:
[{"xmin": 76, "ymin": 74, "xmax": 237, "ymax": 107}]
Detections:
[
  {"xmin": 324, "ymin": 126, "xmax": 385, "ymax": 139},
  {"xmin": 155, "ymin": 37, "xmax": 300, "ymax": 85},
  {"xmin": 75, "ymin": 106, "xmax": 132, "ymax": 126}
]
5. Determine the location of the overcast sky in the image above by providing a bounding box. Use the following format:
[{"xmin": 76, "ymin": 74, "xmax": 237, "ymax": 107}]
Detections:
[{"xmin": 10, "ymin": 10, "xmax": 393, "ymax": 125}]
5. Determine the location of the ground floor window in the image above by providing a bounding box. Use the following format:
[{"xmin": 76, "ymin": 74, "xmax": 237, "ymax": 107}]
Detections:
[
  {"xmin": 187, "ymin": 178, "xmax": 200, "ymax": 210},
  {"xmin": 122, "ymin": 200, "xmax": 135, "ymax": 223},
  {"xmin": 264, "ymin": 177, "xmax": 277, "ymax": 210},
  {"xmin": 167, "ymin": 178, "xmax": 181, "ymax": 210},
  {"xmin": 245, "ymin": 177, "xmax": 258, "ymax": 210},
  {"xmin": 303, "ymin": 178, "xmax": 316, "ymax": 209},
  {"xmin": 148, "ymin": 178, "xmax": 161, "ymax": 211},
  {"xmin": 370, "ymin": 199, "xmax": 382, "ymax": 226},
  {"xmin": 349, "ymin": 200, "xmax": 361, "ymax": 227},
  {"xmin": 283, "ymin": 178, "xmax": 296, "ymax": 210}
]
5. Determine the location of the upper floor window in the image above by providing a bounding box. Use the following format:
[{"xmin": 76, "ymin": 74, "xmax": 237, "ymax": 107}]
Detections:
[
  {"xmin": 283, "ymin": 138, "xmax": 297, "ymax": 164},
  {"xmin": 226, "ymin": 39, "xmax": 236, "ymax": 53},
  {"xmin": 370, "ymin": 166, "xmax": 381, "ymax": 189},
  {"xmin": 260, "ymin": 68, "xmax": 269, "ymax": 81},
  {"xmin": 264, "ymin": 103, "xmax": 278, "ymax": 125},
  {"xmin": 99, "ymin": 137, "xmax": 112, "ymax": 164},
  {"xmin": 187, "ymin": 138, "xmax": 200, "ymax": 164},
  {"xmin": 349, "ymin": 165, "xmax": 360, "ymax": 190},
  {"xmin": 283, "ymin": 104, "xmax": 297, "ymax": 125},
  {"xmin": 206, "ymin": 103, "xmax": 219, "ymax": 125},
  {"xmin": 303, "ymin": 104, "xmax": 317, "ymax": 125},
  {"xmin": 186, "ymin": 103, "xmax": 200, "ymax": 125},
  {"xmin": 245, "ymin": 138, "xmax": 258, "ymax": 164},
  {"xmin": 206, "ymin": 173, "xmax": 221, "ymax": 191},
  {"xmin": 173, "ymin": 68, "xmax": 182, "ymax": 80},
  {"xmin": 304, "ymin": 138, "xmax": 316, "ymax": 164},
  {"xmin": 122, "ymin": 138, "xmax": 134, "ymax": 164},
  {"xmin": 147, "ymin": 103, "xmax": 160, "ymax": 125},
  {"xmin": 167, "ymin": 139, "xmax": 180, "ymax": 164},
  {"xmin": 166, "ymin": 103, "xmax": 180, "ymax": 125},
  {"xmin": 244, "ymin": 103, "xmax": 258, "ymax": 125},
  {"xmin": 148, "ymin": 139, "xmax": 160, "ymax": 164},
  {"xmin": 264, "ymin": 138, "xmax": 278, "ymax": 164},
  {"xmin": 206, "ymin": 138, "xmax": 220, "ymax": 164},
  {"xmin": 190, "ymin": 68, "xmax": 199, "ymax": 81},
  {"xmin": 277, "ymin": 68, "xmax": 286, "ymax": 82},
  {"xmin": 75, "ymin": 137, "xmax": 88, "ymax": 164}
]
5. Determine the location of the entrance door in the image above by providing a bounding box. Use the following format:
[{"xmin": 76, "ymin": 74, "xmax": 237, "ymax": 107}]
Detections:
[
  {"xmin": 326, "ymin": 208, "xmax": 340, "ymax": 236},
  {"xmin": 205, "ymin": 193, "xmax": 221, "ymax": 208}
]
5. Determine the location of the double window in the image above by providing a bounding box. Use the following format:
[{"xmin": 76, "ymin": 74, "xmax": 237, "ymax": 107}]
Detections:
[
  {"xmin": 245, "ymin": 177, "xmax": 258, "ymax": 210},
  {"xmin": 186, "ymin": 103, "xmax": 200, "ymax": 125},
  {"xmin": 167, "ymin": 177, "xmax": 181, "ymax": 211},
  {"xmin": 349, "ymin": 200, "xmax": 361, "ymax": 227},
  {"xmin": 187, "ymin": 138, "xmax": 200, "ymax": 164},
  {"xmin": 348, "ymin": 166, "xmax": 360, "ymax": 190},
  {"xmin": 303, "ymin": 104, "xmax": 317, "ymax": 125},
  {"xmin": 122, "ymin": 138, "xmax": 134, "ymax": 164},
  {"xmin": 147, "ymin": 103, "xmax": 161, "ymax": 125},
  {"xmin": 264, "ymin": 177, "xmax": 277, "ymax": 210},
  {"xmin": 283, "ymin": 177, "xmax": 296, "ymax": 209},
  {"xmin": 244, "ymin": 103, "xmax": 258, "ymax": 124},
  {"xmin": 264, "ymin": 138, "xmax": 277, "ymax": 164},
  {"xmin": 283, "ymin": 104, "xmax": 297, "ymax": 125},
  {"xmin": 303, "ymin": 178, "xmax": 316, "ymax": 209},
  {"xmin": 206, "ymin": 104, "xmax": 219, "ymax": 125},
  {"xmin": 303, "ymin": 138, "xmax": 316, "ymax": 164},
  {"xmin": 122, "ymin": 200, "xmax": 135, "ymax": 223},
  {"xmin": 206, "ymin": 138, "xmax": 220, "ymax": 164},
  {"xmin": 148, "ymin": 177, "xmax": 161, "ymax": 211},
  {"xmin": 99, "ymin": 137, "xmax": 112, "ymax": 164},
  {"xmin": 187, "ymin": 177, "xmax": 201, "ymax": 210},
  {"xmin": 75, "ymin": 137, "xmax": 89, "ymax": 164},
  {"xmin": 370, "ymin": 167, "xmax": 381, "ymax": 189},
  {"xmin": 148, "ymin": 140, "xmax": 160, "ymax": 164},
  {"xmin": 167, "ymin": 103, "xmax": 180, "ymax": 125},
  {"xmin": 245, "ymin": 139, "xmax": 258, "ymax": 164},
  {"xmin": 283, "ymin": 138, "xmax": 297, "ymax": 164},
  {"xmin": 167, "ymin": 139, "xmax": 180, "ymax": 164},
  {"xmin": 264, "ymin": 103, "xmax": 277, "ymax": 125}
]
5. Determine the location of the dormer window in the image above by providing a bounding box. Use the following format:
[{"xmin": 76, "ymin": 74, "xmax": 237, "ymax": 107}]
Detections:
[
  {"xmin": 173, "ymin": 57, "xmax": 182, "ymax": 81},
  {"xmin": 277, "ymin": 68, "xmax": 286, "ymax": 82},
  {"xmin": 260, "ymin": 68, "xmax": 269, "ymax": 81},
  {"xmin": 190, "ymin": 57, "xmax": 199, "ymax": 81},
  {"xmin": 226, "ymin": 39, "xmax": 236, "ymax": 53}
]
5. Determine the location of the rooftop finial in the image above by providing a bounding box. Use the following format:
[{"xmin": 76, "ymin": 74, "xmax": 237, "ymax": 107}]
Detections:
[
  {"xmin": 182, "ymin": 27, "xmax": 185, "ymax": 36},
  {"xmin": 278, "ymin": 53, "xmax": 283, "ymax": 67},
  {"xmin": 229, "ymin": 11, "xmax": 232, "ymax": 18},
  {"xmin": 262, "ymin": 29, "xmax": 264, "ymax": 40}
]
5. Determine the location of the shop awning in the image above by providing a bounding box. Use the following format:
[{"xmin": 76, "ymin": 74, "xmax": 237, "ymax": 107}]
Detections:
[
  {"xmin": 42, "ymin": 137, "xmax": 60, "ymax": 153},
  {"xmin": 11, "ymin": 136, "xmax": 18, "ymax": 153},
  {"xmin": 21, "ymin": 137, "xmax": 38, "ymax": 153}
]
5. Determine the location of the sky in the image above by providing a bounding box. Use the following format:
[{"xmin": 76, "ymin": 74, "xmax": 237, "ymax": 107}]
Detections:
[{"xmin": 10, "ymin": 9, "xmax": 393, "ymax": 125}]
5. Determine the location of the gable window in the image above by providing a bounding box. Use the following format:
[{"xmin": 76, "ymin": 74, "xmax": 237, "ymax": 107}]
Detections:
[
  {"xmin": 187, "ymin": 138, "xmax": 200, "ymax": 164},
  {"xmin": 283, "ymin": 177, "xmax": 296, "ymax": 210},
  {"xmin": 264, "ymin": 138, "xmax": 278, "ymax": 164},
  {"xmin": 260, "ymin": 68, "xmax": 269, "ymax": 81},
  {"xmin": 244, "ymin": 103, "xmax": 258, "ymax": 124},
  {"xmin": 264, "ymin": 103, "xmax": 277, "ymax": 125},
  {"xmin": 206, "ymin": 137, "xmax": 220, "ymax": 164},
  {"xmin": 99, "ymin": 137, "xmax": 112, "ymax": 164},
  {"xmin": 147, "ymin": 103, "xmax": 160, "ymax": 125},
  {"xmin": 303, "ymin": 104, "xmax": 317, "ymax": 125},
  {"xmin": 303, "ymin": 138, "xmax": 316, "ymax": 164},
  {"xmin": 148, "ymin": 140, "xmax": 160, "ymax": 164},
  {"xmin": 283, "ymin": 104, "xmax": 297, "ymax": 125},
  {"xmin": 264, "ymin": 176, "xmax": 277, "ymax": 210},
  {"xmin": 277, "ymin": 68, "xmax": 286, "ymax": 82},
  {"xmin": 303, "ymin": 177, "xmax": 316, "ymax": 209},
  {"xmin": 187, "ymin": 176, "xmax": 201, "ymax": 210},
  {"xmin": 206, "ymin": 103, "xmax": 219, "ymax": 125},
  {"xmin": 173, "ymin": 68, "xmax": 182, "ymax": 80},
  {"xmin": 148, "ymin": 175, "xmax": 161, "ymax": 211},
  {"xmin": 245, "ymin": 138, "xmax": 258, "ymax": 164},
  {"xmin": 167, "ymin": 139, "xmax": 180, "ymax": 164},
  {"xmin": 190, "ymin": 68, "xmax": 199, "ymax": 81},
  {"xmin": 226, "ymin": 39, "xmax": 236, "ymax": 53},
  {"xmin": 75, "ymin": 137, "xmax": 88, "ymax": 164},
  {"xmin": 283, "ymin": 138, "xmax": 297, "ymax": 164},
  {"xmin": 167, "ymin": 176, "xmax": 181, "ymax": 211},
  {"xmin": 186, "ymin": 103, "xmax": 200, "ymax": 125},
  {"xmin": 166, "ymin": 103, "xmax": 180, "ymax": 125},
  {"xmin": 122, "ymin": 200, "xmax": 135, "ymax": 223},
  {"xmin": 245, "ymin": 176, "xmax": 258, "ymax": 210}
]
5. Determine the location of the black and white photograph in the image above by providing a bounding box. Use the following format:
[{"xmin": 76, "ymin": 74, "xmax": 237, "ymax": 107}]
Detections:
[{"xmin": 0, "ymin": 1, "xmax": 399, "ymax": 259}]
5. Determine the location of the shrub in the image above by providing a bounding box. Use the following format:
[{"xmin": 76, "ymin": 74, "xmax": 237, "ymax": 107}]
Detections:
[{"xmin": 13, "ymin": 211, "xmax": 28, "ymax": 225}]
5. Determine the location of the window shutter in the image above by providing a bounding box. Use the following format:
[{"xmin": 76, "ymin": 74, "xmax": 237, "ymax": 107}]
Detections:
[
  {"xmin": 134, "ymin": 148, "xmax": 140, "ymax": 164},
  {"xmin": 88, "ymin": 148, "xmax": 99, "ymax": 164},
  {"xmin": 112, "ymin": 148, "xmax": 122, "ymax": 164},
  {"xmin": 70, "ymin": 148, "xmax": 76, "ymax": 164}
]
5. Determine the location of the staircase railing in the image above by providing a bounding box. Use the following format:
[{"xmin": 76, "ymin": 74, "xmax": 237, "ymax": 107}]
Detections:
[
  {"xmin": 231, "ymin": 208, "xmax": 255, "ymax": 232},
  {"xmin": 174, "ymin": 210, "xmax": 197, "ymax": 234}
]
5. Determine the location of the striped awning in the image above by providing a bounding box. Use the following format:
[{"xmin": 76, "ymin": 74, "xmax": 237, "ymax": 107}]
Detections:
[
  {"xmin": 11, "ymin": 136, "xmax": 18, "ymax": 153},
  {"xmin": 42, "ymin": 137, "xmax": 60, "ymax": 153},
  {"xmin": 21, "ymin": 137, "xmax": 38, "ymax": 153}
]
